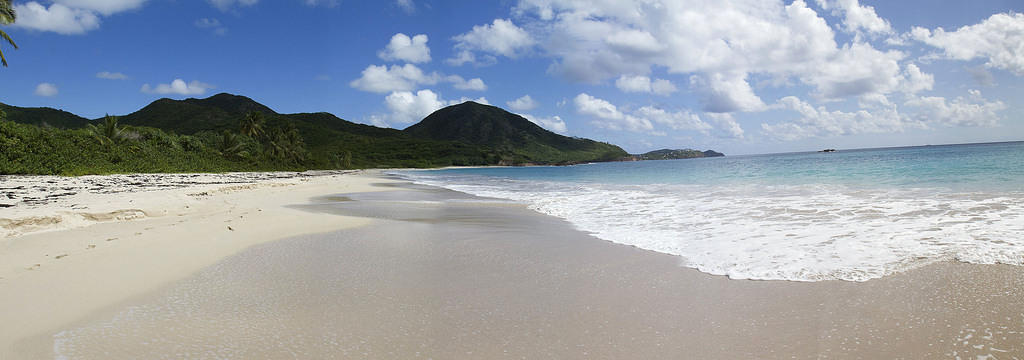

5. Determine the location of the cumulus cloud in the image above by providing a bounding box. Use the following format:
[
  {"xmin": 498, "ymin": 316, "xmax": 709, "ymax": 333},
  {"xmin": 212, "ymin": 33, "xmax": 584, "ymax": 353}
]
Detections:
[
  {"xmin": 691, "ymin": 72, "xmax": 767, "ymax": 113},
  {"xmin": 141, "ymin": 79, "xmax": 214, "ymax": 96},
  {"xmin": 378, "ymin": 33, "xmax": 431, "ymax": 63},
  {"xmin": 911, "ymin": 12, "xmax": 1024, "ymax": 75},
  {"xmin": 506, "ymin": 95, "xmax": 538, "ymax": 111},
  {"xmin": 445, "ymin": 75, "xmax": 487, "ymax": 91},
  {"xmin": 502, "ymin": 0, "xmax": 937, "ymax": 111},
  {"xmin": 96, "ymin": 71, "xmax": 128, "ymax": 80},
  {"xmin": 815, "ymin": 0, "xmax": 892, "ymax": 36},
  {"xmin": 573, "ymin": 93, "xmax": 653, "ymax": 133},
  {"xmin": 208, "ymin": 0, "xmax": 258, "ymax": 12},
  {"xmin": 704, "ymin": 113, "xmax": 745, "ymax": 139},
  {"xmin": 53, "ymin": 0, "xmax": 146, "ymax": 15},
  {"xmin": 12, "ymin": 2, "xmax": 101, "ymax": 34},
  {"xmin": 384, "ymin": 90, "xmax": 487, "ymax": 124},
  {"xmin": 615, "ymin": 75, "xmax": 677, "ymax": 96},
  {"xmin": 904, "ymin": 89, "xmax": 1006, "ymax": 128},
  {"xmin": 763, "ymin": 95, "xmax": 916, "ymax": 141},
  {"xmin": 518, "ymin": 113, "xmax": 568, "ymax": 133},
  {"xmin": 34, "ymin": 83, "xmax": 58, "ymax": 97},
  {"xmin": 13, "ymin": 0, "xmax": 148, "ymax": 34},
  {"xmin": 349, "ymin": 64, "xmax": 440, "ymax": 93},
  {"xmin": 386, "ymin": 90, "xmax": 446, "ymax": 124},
  {"xmin": 448, "ymin": 19, "xmax": 534, "ymax": 66},
  {"xmin": 636, "ymin": 106, "xmax": 711, "ymax": 132}
]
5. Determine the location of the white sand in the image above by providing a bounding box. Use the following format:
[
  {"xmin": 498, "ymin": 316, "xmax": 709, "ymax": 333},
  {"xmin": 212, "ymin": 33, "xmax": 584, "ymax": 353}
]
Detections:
[{"xmin": 0, "ymin": 170, "xmax": 393, "ymax": 356}]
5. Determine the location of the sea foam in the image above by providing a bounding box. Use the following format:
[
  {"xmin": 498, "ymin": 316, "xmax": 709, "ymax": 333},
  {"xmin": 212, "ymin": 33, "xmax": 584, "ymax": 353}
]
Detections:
[{"xmin": 398, "ymin": 172, "xmax": 1024, "ymax": 282}]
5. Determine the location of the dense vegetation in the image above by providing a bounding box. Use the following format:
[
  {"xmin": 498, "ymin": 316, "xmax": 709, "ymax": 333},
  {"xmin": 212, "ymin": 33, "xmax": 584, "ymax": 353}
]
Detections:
[
  {"xmin": 638, "ymin": 149, "xmax": 725, "ymax": 160},
  {"xmin": 405, "ymin": 101, "xmax": 628, "ymax": 164},
  {"xmin": 0, "ymin": 94, "xmax": 630, "ymax": 175}
]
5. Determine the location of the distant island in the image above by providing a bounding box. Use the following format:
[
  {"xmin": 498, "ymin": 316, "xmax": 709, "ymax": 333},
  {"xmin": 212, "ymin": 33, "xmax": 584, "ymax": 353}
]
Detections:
[{"xmin": 633, "ymin": 148, "xmax": 725, "ymax": 160}]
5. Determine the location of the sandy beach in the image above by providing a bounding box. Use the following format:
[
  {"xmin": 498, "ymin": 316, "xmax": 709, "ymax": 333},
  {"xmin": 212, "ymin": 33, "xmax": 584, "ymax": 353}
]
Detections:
[
  {"xmin": 0, "ymin": 171, "xmax": 394, "ymax": 357},
  {"xmin": 2, "ymin": 172, "xmax": 1022, "ymax": 359}
]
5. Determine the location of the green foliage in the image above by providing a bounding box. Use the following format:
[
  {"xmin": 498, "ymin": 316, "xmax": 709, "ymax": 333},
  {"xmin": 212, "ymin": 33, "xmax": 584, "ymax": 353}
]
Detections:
[
  {"xmin": 0, "ymin": 0, "xmax": 17, "ymax": 67},
  {"xmin": 240, "ymin": 111, "xmax": 265, "ymax": 138},
  {"xmin": 1, "ymin": 93, "xmax": 634, "ymax": 175},
  {"xmin": 638, "ymin": 149, "xmax": 725, "ymax": 160},
  {"xmin": 404, "ymin": 101, "xmax": 629, "ymax": 164},
  {"xmin": 85, "ymin": 115, "xmax": 130, "ymax": 147}
]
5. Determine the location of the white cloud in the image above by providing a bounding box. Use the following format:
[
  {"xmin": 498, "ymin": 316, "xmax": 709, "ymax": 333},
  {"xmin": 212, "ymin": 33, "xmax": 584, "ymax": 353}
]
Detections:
[
  {"xmin": 899, "ymin": 63, "xmax": 933, "ymax": 94},
  {"xmin": 386, "ymin": 90, "xmax": 446, "ymax": 124},
  {"xmin": 34, "ymin": 83, "xmax": 58, "ymax": 97},
  {"xmin": 383, "ymin": 90, "xmax": 488, "ymax": 124},
  {"xmin": 395, "ymin": 0, "xmax": 415, "ymax": 14},
  {"xmin": 800, "ymin": 42, "xmax": 905, "ymax": 99},
  {"xmin": 912, "ymin": 12, "xmax": 1024, "ymax": 75},
  {"xmin": 636, "ymin": 106, "xmax": 711, "ymax": 132},
  {"xmin": 904, "ymin": 89, "xmax": 1006, "ymax": 128},
  {"xmin": 691, "ymin": 72, "xmax": 767, "ymax": 113},
  {"xmin": 504, "ymin": 0, "xmax": 930, "ymax": 110},
  {"xmin": 506, "ymin": 95, "xmax": 539, "ymax": 111},
  {"xmin": 815, "ymin": 0, "xmax": 892, "ymax": 36},
  {"xmin": 704, "ymin": 113, "xmax": 745, "ymax": 139},
  {"xmin": 445, "ymin": 75, "xmax": 487, "ymax": 91},
  {"xmin": 13, "ymin": 0, "xmax": 149, "ymax": 34},
  {"xmin": 53, "ymin": 0, "xmax": 147, "ymax": 15},
  {"xmin": 763, "ymin": 95, "xmax": 918, "ymax": 141},
  {"xmin": 141, "ymin": 79, "xmax": 214, "ymax": 96},
  {"xmin": 96, "ymin": 71, "xmax": 128, "ymax": 80},
  {"xmin": 615, "ymin": 75, "xmax": 677, "ymax": 96},
  {"xmin": 448, "ymin": 19, "xmax": 534, "ymax": 66},
  {"xmin": 378, "ymin": 33, "xmax": 431, "ymax": 63},
  {"xmin": 573, "ymin": 93, "xmax": 653, "ymax": 133},
  {"xmin": 208, "ymin": 0, "xmax": 258, "ymax": 12},
  {"xmin": 12, "ymin": 2, "xmax": 101, "ymax": 35},
  {"xmin": 519, "ymin": 113, "xmax": 568, "ymax": 133},
  {"xmin": 349, "ymin": 64, "xmax": 440, "ymax": 93}
]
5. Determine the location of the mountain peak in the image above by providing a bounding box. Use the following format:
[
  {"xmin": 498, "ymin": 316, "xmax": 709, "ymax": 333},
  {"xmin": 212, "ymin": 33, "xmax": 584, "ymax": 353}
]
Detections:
[{"xmin": 403, "ymin": 102, "xmax": 627, "ymax": 164}]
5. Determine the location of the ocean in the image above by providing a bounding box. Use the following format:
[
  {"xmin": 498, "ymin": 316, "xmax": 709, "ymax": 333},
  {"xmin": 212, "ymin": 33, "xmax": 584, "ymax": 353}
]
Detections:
[{"xmin": 394, "ymin": 141, "xmax": 1024, "ymax": 282}]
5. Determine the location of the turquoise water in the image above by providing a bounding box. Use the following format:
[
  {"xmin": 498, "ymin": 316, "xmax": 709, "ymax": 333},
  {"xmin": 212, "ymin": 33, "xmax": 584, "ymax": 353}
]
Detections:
[
  {"xmin": 413, "ymin": 141, "xmax": 1024, "ymax": 192},
  {"xmin": 396, "ymin": 142, "xmax": 1024, "ymax": 282}
]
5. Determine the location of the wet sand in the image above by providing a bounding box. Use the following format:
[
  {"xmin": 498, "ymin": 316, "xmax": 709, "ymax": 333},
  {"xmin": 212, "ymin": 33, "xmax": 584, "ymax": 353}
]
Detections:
[{"xmin": 18, "ymin": 180, "xmax": 1024, "ymax": 359}]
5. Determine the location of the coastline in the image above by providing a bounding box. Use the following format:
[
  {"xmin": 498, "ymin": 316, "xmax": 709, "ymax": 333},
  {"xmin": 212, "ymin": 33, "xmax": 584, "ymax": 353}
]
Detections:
[
  {"xmin": 2, "ymin": 172, "xmax": 1022, "ymax": 358},
  {"xmin": 0, "ymin": 170, "xmax": 394, "ymax": 357}
]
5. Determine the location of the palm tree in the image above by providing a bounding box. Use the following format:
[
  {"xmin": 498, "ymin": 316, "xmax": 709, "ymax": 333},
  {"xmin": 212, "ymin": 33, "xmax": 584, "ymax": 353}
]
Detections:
[
  {"xmin": 239, "ymin": 111, "xmax": 265, "ymax": 138},
  {"xmin": 217, "ymin": 130, "xmax": 245, "ymax": 158},
  {"xmin": 0, "ymin": 0, "xmax": 18, "ymax": 67},
  {"xmin": 87, "ymin": 115, "xmax": 129, "ymax": 146}
]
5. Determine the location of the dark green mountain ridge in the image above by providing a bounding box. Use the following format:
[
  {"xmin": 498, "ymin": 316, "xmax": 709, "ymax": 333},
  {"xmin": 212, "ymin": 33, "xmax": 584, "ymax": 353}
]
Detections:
[{"xmin": 1, "ymin": 93, "xmax": 635, "ymax": 174}]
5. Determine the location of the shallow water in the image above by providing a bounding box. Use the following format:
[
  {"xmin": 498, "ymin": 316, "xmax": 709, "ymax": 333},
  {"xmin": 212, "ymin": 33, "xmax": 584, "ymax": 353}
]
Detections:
[{"xmin": 395, "ymin": 142, "xmax": 1024, "ymax": 281}]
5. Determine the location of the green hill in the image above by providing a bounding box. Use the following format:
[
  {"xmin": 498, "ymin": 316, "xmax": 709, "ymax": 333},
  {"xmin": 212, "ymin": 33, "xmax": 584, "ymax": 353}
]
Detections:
[
  {"xmin": 1, "ymin": 93, "xmax": 630, "ymax": 175},
  {"xmin": 404, "ymin": 101, "xmax": 628, "ymax": 164},
  {"xmin": 0, "ymin": 103, "xmax": 91, "ymax": 128}
]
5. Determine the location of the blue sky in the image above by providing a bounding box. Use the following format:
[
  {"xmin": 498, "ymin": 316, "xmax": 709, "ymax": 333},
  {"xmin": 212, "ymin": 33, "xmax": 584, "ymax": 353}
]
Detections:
[{"xmin": 1, "ymin": 0, "xmax": 1022, "ymax": 155}]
